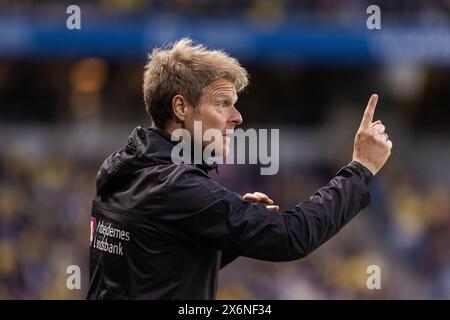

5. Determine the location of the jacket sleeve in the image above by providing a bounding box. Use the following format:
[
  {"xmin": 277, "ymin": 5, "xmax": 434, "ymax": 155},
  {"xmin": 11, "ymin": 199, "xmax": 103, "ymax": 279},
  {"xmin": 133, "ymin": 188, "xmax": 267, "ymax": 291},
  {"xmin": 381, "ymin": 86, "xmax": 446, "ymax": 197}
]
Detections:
[{"xmin": 161, "ymin": 161, "xmax": 373, "ymax": 262}]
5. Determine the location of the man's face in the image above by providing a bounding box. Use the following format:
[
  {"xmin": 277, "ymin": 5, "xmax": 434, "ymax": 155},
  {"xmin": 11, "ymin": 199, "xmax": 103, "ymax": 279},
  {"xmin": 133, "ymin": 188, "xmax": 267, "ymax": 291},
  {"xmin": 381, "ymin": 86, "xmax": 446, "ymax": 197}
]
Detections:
[{"xmin": 184, "ymin": 78, "xmax": 243, "ymax": 156}]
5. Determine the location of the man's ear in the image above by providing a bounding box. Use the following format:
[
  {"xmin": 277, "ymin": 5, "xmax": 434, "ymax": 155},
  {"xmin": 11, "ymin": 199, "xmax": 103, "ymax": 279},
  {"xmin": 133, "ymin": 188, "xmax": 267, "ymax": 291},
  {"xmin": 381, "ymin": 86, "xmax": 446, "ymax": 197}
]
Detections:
[{"xmin": 172, "ymin": 95, "xmax": 189, "ymax": 122}]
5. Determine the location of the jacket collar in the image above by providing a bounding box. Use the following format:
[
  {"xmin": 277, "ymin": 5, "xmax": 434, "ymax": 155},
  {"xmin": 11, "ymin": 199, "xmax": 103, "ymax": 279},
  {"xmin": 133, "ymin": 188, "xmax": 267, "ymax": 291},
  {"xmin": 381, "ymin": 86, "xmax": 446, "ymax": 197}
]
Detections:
[
  {"xmin": 96, "ymin": 126, "xmax": 219, "ymax": 195},
  {"xmin": 130, "ymin": 126, "xmax": 219, "ymax": 174}
]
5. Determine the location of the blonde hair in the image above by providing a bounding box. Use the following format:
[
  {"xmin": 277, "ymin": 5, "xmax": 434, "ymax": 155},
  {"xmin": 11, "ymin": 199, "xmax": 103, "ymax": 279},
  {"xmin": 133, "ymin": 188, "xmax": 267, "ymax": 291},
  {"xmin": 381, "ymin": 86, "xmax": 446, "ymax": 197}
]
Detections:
[{"xmin": 143, "ymin": 38, "xmax": 249, "ymax": 128}]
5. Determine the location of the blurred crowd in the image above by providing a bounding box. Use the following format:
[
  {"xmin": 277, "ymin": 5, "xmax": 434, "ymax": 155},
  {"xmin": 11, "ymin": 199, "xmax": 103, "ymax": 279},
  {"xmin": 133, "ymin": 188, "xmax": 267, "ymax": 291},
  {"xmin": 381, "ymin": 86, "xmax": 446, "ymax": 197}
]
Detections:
[
  {"xmin": 0, "ymin": 124, "xmax": 450, "ymax": 299},
  {"xmin": 0, "ymin": 107, "xmax": 448, "ymax": 299},
  {"xmin": 0, "ymin": 0, "xmax": 450, "ymax": 300},
  {"xmin": 0, "ymin": 151, "xmax": 94, "ymax": 299},
  {"xmin": 217, "ymin": 155, "xmax": 450, "ymax": 299}
]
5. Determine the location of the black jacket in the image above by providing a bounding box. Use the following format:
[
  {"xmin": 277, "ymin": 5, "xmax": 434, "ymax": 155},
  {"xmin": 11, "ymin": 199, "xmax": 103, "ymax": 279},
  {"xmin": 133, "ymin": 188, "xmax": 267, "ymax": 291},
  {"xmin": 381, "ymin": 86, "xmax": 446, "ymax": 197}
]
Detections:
[{"xmin": 87, "ymin": 126, "xmax": 373, "ymax": 300}]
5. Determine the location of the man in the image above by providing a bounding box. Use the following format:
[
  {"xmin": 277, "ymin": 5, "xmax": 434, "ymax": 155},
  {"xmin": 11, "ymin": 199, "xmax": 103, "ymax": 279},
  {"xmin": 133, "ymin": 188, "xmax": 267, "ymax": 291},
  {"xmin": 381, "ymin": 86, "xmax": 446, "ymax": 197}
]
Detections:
[{"xmin": 87, "ymin": 38, "xmax": 392, "ymax": 299}]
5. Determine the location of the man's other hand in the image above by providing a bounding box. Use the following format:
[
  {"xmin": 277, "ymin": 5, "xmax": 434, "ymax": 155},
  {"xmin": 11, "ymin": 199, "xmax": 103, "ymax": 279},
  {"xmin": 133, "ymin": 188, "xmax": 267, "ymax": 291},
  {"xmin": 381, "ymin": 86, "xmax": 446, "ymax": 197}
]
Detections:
[
  {"xmin": 243, "ymin": 192, "xmax": 280, "ymax": 212},
  {"xmin": 353, "ymin": 94, "xmax": 393, "ymax": 175}
]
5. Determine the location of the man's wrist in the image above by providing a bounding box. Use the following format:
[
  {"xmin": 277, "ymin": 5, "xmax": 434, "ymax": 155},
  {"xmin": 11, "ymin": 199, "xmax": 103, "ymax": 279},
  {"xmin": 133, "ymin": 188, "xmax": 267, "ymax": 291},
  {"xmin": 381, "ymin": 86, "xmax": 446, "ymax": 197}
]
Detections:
[
  {"xmin": 347, "ymin": 160, "xmax": 374, "ymax": 185},
  {"xmin": 351, "ymin": 156, "xmax": 377, "ymax": 176}
]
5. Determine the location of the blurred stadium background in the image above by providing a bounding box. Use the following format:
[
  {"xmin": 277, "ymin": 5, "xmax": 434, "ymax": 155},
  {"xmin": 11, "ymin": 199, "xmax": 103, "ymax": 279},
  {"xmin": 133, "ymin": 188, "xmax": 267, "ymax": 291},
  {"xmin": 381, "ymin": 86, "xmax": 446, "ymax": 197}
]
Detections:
[{"xmin": 0, "ymin": 0, "xmax": 449, "ymax": 299}]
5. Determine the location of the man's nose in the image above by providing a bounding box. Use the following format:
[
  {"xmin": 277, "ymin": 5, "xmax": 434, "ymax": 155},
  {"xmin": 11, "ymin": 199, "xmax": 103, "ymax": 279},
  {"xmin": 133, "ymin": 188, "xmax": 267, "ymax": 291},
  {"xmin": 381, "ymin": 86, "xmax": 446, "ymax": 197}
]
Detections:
[{"xmin": 229, "ymin": 105, "xmax": 243, "ymax": 126}]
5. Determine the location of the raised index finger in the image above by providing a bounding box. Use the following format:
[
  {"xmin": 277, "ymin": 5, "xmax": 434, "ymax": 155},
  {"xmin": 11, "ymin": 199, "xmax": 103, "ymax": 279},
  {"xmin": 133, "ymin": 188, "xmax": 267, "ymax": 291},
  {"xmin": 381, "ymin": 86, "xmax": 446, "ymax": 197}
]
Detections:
[{"xmin": 360, "ymin": 94, "xmax": 378, "ymax": 129}]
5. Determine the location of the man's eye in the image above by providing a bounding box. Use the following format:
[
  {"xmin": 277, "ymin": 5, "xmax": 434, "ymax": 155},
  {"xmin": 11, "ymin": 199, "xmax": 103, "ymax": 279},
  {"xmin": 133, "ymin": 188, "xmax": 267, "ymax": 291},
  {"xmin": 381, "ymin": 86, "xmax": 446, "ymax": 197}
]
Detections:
[{"xmin": 217, "ymin": 102, "xmax": 227, "ymax": 107}]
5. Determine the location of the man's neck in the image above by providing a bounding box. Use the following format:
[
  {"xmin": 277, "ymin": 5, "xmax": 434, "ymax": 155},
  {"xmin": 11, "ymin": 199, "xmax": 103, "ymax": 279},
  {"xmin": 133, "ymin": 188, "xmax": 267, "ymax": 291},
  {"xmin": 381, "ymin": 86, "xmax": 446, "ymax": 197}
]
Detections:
[{"xmin": 159, "ymin": 121, "xmax": 182, "ymax": 138}]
